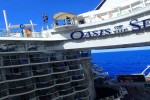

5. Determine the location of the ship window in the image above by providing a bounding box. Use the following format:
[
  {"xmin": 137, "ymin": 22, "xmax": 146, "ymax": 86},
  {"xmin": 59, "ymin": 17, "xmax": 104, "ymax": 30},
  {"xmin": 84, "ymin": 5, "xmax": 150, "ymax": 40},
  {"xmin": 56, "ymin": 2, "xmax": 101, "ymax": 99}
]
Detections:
[{"xmin": 79, "ymin": 20, "xmax": 85, "ymax": 24}]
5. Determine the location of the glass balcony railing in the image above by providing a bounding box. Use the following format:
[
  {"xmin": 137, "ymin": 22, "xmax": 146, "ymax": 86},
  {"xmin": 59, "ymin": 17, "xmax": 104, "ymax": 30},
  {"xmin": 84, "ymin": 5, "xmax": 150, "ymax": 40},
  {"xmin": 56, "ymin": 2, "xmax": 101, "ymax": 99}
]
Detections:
[
  {"xmin": 0, "ymin": 90, "xmax": 7, "ymax": 99},
  {"xmin": 49, "ymin": 54, "xmax": 85, "ymax": 62},
  {"xmin": 53, "ymin": 66, "xmax": 69, "ymax": 72},
  {"xmin": 63, "ymin": 55, "xmax": 79, "ymax": 60},
  {"xmin": 36, "ymin": 80, "xmax": 55, "ymax": 88},
  {"xmin": 75, "ymin": 89, "xmax": 89, "ymax": 99},
  {"xmin": 55, "ymin": 72, "xmax": 70, "ymax": 79},
  {"xmin": 0, "ymin": 75, "xmax": 4, "ymax": 82},
  {"xmin": 59, "ymin": 88, "xmax": 74, "ymax": 96},
  {"xmin": 70, "ymin": 70, "xmax": 84, "ymax": 76},
  {"xmin": 2, "ymin": 54, "xmax": 90, "ymax": 67},
  {"xmin": 5, "ymin": 71, "xmax": 32, "ymax": 80},
  {"xmin": 62, "ymin": 94, "xmax": 75, "ymax": 100},
  {"xmin": 57, "ymin": 83, "xmax": 72, "ymax": 90},
  {"xmin": 33, "ymin": 68, "xmax": 52, "ymax": 76},
  {"xmin": 72, "ymin": 79, "xmax": 86, "ymax": 86},
  {"xmin": 30, "ymin": 57, "xmax": 48, "ymax": 63},
  {"xmin": 38, "ymin": 92, "xmax": 59, "ymax": 100},
  {"xmin": 55, "ymin": 77, "xmax": 71, "ymax": 84},
  {"xmin": 74, "ymin": 84, "xmax": 88, "ymax": 91},
  {"xmin": 72, "ymin": 74, "xmax": 84, "ymax": 80},
  {"xmin": 3, "ymin": 58, "xmax": 28, "ymax": 66},
  {"xmin": 10, "ymin": 92, "xmax": 36, "ymax": 100},
  {"xmin": 9, "ymin": 84, "xmax": 34, "ymax": 95},
  {"xmin": 69, "ymin": 65, "xmax": 82, "ymax": 70}
]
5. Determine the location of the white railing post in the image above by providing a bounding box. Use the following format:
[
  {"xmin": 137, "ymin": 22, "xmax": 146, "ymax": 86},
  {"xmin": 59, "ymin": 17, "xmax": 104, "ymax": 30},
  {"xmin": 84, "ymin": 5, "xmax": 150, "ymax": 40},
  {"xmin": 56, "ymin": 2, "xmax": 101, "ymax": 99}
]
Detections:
[
  {"xmin": 142, "ymin": 0, "xmax": 146, "ymax": 6},
  {"xmin": 117, "ymin": 7, "xmax": 121, "ymax": 15},
  {"xmin": 130, "ymin": 4, "xmax": 133, "ymax": 12},
  {"xmin": 3, "ymin": 10, "xmax": 9, "ymax": 32},
  {"xmin": 30, "ymin": 20, "xmax": 35, "ymax": 32}
]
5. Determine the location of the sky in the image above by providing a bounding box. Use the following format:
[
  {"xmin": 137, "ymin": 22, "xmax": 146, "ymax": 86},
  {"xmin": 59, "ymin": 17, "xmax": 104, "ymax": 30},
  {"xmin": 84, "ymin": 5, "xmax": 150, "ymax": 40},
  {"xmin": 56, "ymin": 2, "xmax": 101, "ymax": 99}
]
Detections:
[{"xmin": 0, "ymin": 0, "xmax": 101, "ymax": 30}]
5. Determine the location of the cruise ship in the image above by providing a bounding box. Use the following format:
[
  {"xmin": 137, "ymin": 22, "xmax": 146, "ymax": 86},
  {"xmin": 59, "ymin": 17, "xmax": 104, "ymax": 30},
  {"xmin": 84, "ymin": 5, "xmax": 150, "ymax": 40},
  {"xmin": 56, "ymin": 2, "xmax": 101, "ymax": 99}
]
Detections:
[{"xmin": 1, "ymin": 0, "xmax": 150, "ymax": 100}]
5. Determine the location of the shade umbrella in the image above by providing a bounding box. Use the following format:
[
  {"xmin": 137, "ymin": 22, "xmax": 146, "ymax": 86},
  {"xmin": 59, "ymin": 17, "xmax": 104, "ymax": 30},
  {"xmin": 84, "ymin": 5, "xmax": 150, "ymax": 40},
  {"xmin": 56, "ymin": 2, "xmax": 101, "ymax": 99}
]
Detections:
[{"xmin": 53, "ymin": 12, "xmax": 77, "ymax": 20}]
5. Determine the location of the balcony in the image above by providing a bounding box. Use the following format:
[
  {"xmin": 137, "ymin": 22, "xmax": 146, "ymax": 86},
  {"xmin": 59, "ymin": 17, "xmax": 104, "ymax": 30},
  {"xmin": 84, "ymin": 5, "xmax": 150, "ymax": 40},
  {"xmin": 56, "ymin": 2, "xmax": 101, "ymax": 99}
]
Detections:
[
  {"xmin": 69, "ymin": 65, "xmax": 82, "ymax": 70},
  {"xmin": 74, "ymin": 84, "xmax": 88, "ymax": 91},
  {"xmin": 72, "ymin": 79, "xmax": 86, "ymax": 86},
  {"xmin": 0, "ymin": 75, "xmax": 4, "ymax": 82},
  {"xmin": 55, "ymin": 72, "xmax": 69, "ymax": 79},
  {"xmin": 55, "ymin": 77, "xmax": 71, "ymax": 84},
  {"xmin": 3, "ymin": 58, "xmax": 28, "ymax": 66},
  {"xmin": 72, "ymin": 74, "xmax": 84, "ymax": 80},
  {"xmin": 36, "ymin": 80, "xmax": 55, "ymax": 88},
  {"xmin": 30, "ymin": 57, "xmax": 48, "ymax": 63},
  {"xmin": 75, "ymin": 89, "xmax": 89, "ymax": 99},
  {"xmin": 59, "ymin": 88, "xmax": 74, "ymax": 96},
  {"xmin": 5, "ymin": 71, "xmax": 32, "ymax": 80},
  {"xmin": 80, "ymin": 52, "xmax": 90, "ymax": 57},
  {"xmin": 0, "ymin": 90, "xmax": 7, "ymax": 99},
  {"xmin": 62, "ymin": 94, "xmax": 75, "ymax": 100},
  {"xmin": 53, "ymin": 66, "xmax": 69, "ymax": 73},
  {"xmin": 11, "ymin": 92, "xmax": 36, "ymax": 100},
  {"xmin": 50, "ymin": 56, "xmax": 58, "ymax": 61},
  {"xmin": 33, "ymin": 68, "xmax": 52, "ymax": 76},
  {"xmin": 9, "ymin": 84, "xmax": 34, "ymax": 95},
  {"xmin": 38, "ymin": 92, "xmax": 59, "ymax": 100},
  {"xmin": 70, "ymin": 70, "xmax": 83, "ymax": 76},
  {"xmin": 57, "ymin": 82, "xmax": 72, "ymax": 90},
  {"xmin": 64, "ymin": 55, "xmax": 79, "ymax": 60}
]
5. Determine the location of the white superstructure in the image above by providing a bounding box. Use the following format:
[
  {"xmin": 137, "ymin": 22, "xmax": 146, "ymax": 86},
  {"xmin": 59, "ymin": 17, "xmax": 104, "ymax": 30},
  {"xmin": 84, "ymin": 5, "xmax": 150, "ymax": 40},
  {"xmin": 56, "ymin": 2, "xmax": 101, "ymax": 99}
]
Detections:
[{"xmin": 0, "ymin": 0, "xmax": 150, "ymax": 100}]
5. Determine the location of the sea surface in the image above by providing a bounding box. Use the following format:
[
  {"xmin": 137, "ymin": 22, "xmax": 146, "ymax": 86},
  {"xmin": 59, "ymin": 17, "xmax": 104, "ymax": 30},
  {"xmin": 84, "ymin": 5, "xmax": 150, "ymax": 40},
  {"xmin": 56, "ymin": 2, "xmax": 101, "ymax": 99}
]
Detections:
[{"xmin": 91, "ymin": 50, "xmax": 150, "ymax": 79}]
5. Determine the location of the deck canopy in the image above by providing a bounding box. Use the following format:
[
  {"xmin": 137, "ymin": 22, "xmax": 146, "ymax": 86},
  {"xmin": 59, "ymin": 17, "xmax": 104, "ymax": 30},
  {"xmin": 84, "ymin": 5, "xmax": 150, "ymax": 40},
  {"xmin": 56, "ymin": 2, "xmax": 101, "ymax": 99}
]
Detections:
[{"xmin": 53, "ymin": 12, "xmax": 77, "ymax": 20}]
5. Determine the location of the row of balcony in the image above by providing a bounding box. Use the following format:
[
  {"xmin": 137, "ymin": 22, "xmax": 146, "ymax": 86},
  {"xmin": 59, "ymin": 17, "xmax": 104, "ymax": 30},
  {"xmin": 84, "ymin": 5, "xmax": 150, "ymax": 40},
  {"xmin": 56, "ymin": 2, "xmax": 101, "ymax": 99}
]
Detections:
[
  {"xmin": 0, "ymin": 74, "xmax": 85, "ymax": 92},
  {"xmin": 0, "ymin": 66, "xmax": 83, "ymax": 81},
  {"xmin": 1, "ymin": 54, "xmax": 89, "ymax": 67},
  {"xmin": 0, "ymin": 44, "xmax": 45, "ymax": 52},
  {"xmin": 0, "ymin": 83, "xmax": 89, "ymax": 100}
]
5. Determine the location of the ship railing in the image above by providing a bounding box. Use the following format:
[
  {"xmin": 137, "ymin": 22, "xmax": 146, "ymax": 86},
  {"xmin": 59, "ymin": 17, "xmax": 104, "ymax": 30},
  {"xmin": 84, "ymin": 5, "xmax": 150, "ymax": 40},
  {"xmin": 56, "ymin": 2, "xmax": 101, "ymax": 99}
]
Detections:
[
  {"xmin": 0, "ymin": 43, "xmax": 45, "ymax": 52},
  {"xmin": 36, "ymin": 80, "xmax": 55, "ymax": 88},
  {"xmin": 52, "ymin": 66, "xmax": 69, "ymax": 72},
  {"xmin": 1, "ymin": 54, "xmax": 90, "ymax": 67},
  {"xmin": 0, "ymin": 89, "xmax": 7, "ymax": 99},
  {"xmin": 72, "ymin": 74, "xmax": 85, "ymax": 80},
  {"xmin": 79, "ymin": 0, "xmax": 149, "ymax": 25},
  {"xmin": 51, "ymin": 19, "xmax": 78, "ymax": 30},
  {"xmin": 75, "ymin": 88, "xmax": 89, "ymax": 99},
  {"xmin": 0, "ymin": 75, "xmax": 4, "ymax": 82},
  {"xmin": 0, "ymin": 29, "xmax": 44, "ymax": 38},
  {"xmin": 32, "ymin": 68, "xmax": 52, "ymax": 76},
  {"xmin": 4, "ymin": 71, "xmax": 32, "ymax": 80},
  {"xmin": 9, "ymin": 84, "xmax": 34, "ymax": 95},
  {"xmin": 69, "ymin": 65, "xmax": 82, "ymax": 70},
  {"xmin": 38, "ymin": 91, "xmax": 59, "ymax": 100}
]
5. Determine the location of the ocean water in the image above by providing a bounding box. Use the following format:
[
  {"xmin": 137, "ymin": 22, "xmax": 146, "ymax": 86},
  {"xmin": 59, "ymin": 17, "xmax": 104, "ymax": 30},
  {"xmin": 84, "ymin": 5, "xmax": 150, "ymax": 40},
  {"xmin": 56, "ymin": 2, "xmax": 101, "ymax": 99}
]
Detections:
[{"xmin": 91, "ymin": 50, "xmax": 150, "ymax": 79}]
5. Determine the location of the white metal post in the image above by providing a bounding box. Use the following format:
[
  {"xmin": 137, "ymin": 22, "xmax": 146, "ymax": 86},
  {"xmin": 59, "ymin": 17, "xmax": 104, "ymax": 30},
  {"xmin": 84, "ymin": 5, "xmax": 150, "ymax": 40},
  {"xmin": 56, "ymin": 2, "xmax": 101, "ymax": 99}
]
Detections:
[
  {"xmin": 142, "ymin": 0, "xmax": 146, "ymax": 6},
  {"xmin": 30, "ymin": 20, "xmax": 35, "ymax": 32},
  {"xmin": 3, "ymin": 10, "xmax": 9, "ymax": 32}
]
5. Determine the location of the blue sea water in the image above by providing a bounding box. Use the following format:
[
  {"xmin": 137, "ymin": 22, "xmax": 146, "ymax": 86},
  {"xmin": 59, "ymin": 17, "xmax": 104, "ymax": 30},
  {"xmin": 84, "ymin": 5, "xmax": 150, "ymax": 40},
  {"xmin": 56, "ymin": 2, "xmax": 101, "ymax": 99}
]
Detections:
[{"xmin": 91, "ymin": 50, "xmax": 150, "ymax": 79}]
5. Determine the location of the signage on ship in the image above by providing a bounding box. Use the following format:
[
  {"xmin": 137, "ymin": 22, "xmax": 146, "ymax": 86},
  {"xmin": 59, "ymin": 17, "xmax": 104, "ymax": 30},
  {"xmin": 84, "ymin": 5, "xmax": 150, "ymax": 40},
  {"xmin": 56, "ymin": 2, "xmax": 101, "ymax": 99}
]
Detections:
[{"xmin": 70, "ymin": 18, "xmax": 150, "ymax": 39}]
